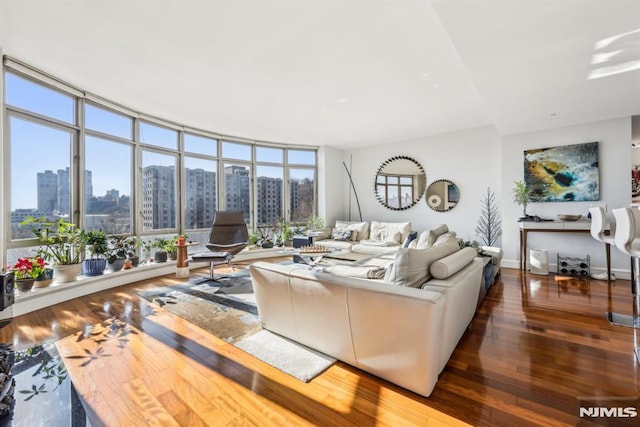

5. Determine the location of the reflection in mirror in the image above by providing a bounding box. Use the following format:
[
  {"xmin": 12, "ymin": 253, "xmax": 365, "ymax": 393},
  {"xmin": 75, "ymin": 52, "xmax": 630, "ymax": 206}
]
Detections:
[
  {"xmin": 374, "ymin": 156, "xmax": 426, "ymax": 210},
  {"xmin": 426, "ymin": 179, "xmax": 459, "ymax": 212}
]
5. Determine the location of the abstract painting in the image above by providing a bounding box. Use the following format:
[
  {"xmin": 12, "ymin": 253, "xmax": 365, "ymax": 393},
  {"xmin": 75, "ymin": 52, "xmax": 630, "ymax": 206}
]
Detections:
[{"xmin": 524, "ymin": 141, "xmax": 599, "ymax": 202}]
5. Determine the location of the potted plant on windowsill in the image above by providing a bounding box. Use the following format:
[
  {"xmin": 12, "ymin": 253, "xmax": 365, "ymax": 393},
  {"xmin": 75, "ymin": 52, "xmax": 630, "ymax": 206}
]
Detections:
[
  {"xmin": 107, "ymin": 235, "xmax": 128, "ymax": 272},
  {"xmin": 81, "ymin": 230, "xmax": 109, "ymax": 276},
  {"xmin": 152, "ymin": 237, "xmax": 169, "ymax": 263},
  {"xmin": 4, "ymin": 257, "xmax": 48, "ymax": 292},
  {"xmin": 124, "ymin": 236, "xmax": 141, "ymax": 268},
  {"xmin": 19, "ymin": 216, "xmax": 85, "ymax": 283}
]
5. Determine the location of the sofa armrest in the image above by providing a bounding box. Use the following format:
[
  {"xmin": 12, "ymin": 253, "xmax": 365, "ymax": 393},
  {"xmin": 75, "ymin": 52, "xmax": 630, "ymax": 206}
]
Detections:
[{"xmin": 480, "ymin": 246, "xmax": 503, "ymax": 266}]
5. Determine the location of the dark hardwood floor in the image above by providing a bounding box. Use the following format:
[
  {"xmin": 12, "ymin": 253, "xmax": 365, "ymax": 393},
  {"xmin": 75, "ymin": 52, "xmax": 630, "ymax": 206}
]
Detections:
[{"xmin": 1, "ymin": 262, "xmax": 639, "ymax": 426}]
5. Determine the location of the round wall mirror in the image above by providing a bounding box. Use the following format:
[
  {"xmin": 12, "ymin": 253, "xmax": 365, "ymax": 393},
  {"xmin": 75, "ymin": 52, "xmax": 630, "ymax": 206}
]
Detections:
[
  {"xmin": 374, "ymin": 156, "xmax": 426, "ymax": 210},
  {"xmin": 426, "ymin": 179, "xmax": 459, "ymax": 212}
]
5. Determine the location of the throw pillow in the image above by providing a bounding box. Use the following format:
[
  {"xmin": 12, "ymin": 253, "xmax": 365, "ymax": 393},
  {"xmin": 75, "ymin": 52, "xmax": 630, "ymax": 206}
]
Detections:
[
  {"xmin": 402, "ymin": 231, "xmax": 418, "ymax": 248},
  {"xmin": 334, "ymin": 221, "xmax": 369, "ymax": 241},
  {"xmin": 331, "ymin": 229, "xmax": 353, "ymax": 241},
  {"xmin": 427, "ymin": 224, "xmax": 449, "ymax": 247}
]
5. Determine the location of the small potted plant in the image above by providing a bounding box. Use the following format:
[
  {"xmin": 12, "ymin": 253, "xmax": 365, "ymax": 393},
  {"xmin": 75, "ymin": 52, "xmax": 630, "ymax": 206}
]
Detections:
[
  {"xmin": 106, "ymin": 234, "xmax": 128, "ymax": 272},
  {"xmin": 6, "ymin": 257, "xmax": 47, "ymax": 292},
  {"xmin": 124, "ymin": 236, "xmax": 141, "ymax": 267},
  {"xmin": 81, "ymin": 230, "xmax": 109, "ymax": 276},
  {"xmin": 153, "ymin": 237, "xmax": 169, "ymax": 263},
  {"xmin": 19, "ymin": 216, "xmax": 85, "ymax": 283},
  {"xmin": 513, "ymin": 181, "xmax": 535, "ymax": 220}
]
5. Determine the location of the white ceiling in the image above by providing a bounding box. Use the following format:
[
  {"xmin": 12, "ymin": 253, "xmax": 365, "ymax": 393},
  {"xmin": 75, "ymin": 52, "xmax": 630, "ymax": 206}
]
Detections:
[{"xmin": 0, "ymin": 0, "xmax": 639, "ymax": 150}]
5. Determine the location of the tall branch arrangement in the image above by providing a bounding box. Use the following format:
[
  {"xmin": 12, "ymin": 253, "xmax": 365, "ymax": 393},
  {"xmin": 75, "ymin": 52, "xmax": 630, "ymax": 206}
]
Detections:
[{"xmin": 475, "ymin": 187, "xmax": 502, "ymax": 246}]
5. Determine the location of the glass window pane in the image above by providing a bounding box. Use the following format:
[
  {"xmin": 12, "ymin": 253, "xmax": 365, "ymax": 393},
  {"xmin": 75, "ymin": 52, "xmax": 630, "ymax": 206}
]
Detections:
[
  {"xmin": 388, "ymin": 176, "xmax": 399, "ymax": 184},
  {"xmin": 222, "ymin": 141, "xmax": 251, "ymax": 161},
  {"xmin": 5, "ymin": 72, "xmax": 75, "ymax": 124},
  {"xmin": 185, "ymin": 133, "xmax": 218, "ymax": 156},
  {"xmin": 400, "ymin": 186, "xmax": 413, "ymax": 208},
  {"xmin": 387, "ymin": 186, "xmax": 399, "ymax": 208},
  {"xmin": 256, "ymin": 165, "xmax": 283, "ymax": 226},
  {"xmin": 288, "ymin": 149, "xmax": 316, "ymax": 165},
  {"xmin": 223, "ymin": 163, "xmax": 251, "ymax": 224},
  {"xmin": 9, "ymin": 116, "xmax": 72, "ymax": 239},
  {"xmin": 85, "ymin": 136, "xmax": 132, "ymax": 233},
  {"xmin": 399, "ymin": 176, "xmax": 412, "ymax": 185},
  {"xmin": 289, "ymin": 168, "xmax": 315, "ymax": 223},
  {"xmin": 140, "ymin": 121, "xmax": 178, "ymax": 149},
  {"xmin": 256, "ymin": 146, "xmax": 283, "ymax": 163},
  {"xmin": 184, "ymin": 157, "xmax": 217, "ymax": 229},
  {"xmin": 142, "ymin": 151, "xmax": 177, "ymax": 230},
  {"xmin": 85, "ymin": 103, "xmax": 132, "ymax": 140}
]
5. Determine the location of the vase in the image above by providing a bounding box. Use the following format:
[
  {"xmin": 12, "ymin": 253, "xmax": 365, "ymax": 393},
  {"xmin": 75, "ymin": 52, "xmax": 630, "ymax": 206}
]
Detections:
[
  {"xmin": 107, "ymin": 258, "xmax": 125, "ymax": 272},
  {"xmin": 15, "ymin": 278, "xmax": 35, "ymax": 293},
  {"xmin": 34, "ymin": 268, "xmax": 54, "ymax": 288},
  {"xmin": 54, "ymin": 263, "xmax": 83, "ymax": 283},
  {"xmin": 83, "ymin": 259, "xmax": 107, "ymax": 277},
  {"xmin": 154, "ymin": 251, "xmax": 168, "ymax": 263},
  {"xmin": 128, "ymin": 256, "xmax": 140, "ymax": 267}
]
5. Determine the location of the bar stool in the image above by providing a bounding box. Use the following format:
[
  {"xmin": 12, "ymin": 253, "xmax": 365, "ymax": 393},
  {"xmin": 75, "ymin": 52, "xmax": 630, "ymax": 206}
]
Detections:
[
  {"xmin": 588, "ymin": 206, "xmax": 614, "ymax": 281},
  {"xmin": 611, "ymin": 207, "xmax": 640, "ymax": 363}
]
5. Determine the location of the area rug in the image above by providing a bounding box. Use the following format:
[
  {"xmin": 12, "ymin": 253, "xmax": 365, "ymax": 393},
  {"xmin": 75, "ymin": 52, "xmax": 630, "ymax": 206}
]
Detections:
[{"xmin": 138, "ymin": 272, "xmax": 336, "ymax": 382}]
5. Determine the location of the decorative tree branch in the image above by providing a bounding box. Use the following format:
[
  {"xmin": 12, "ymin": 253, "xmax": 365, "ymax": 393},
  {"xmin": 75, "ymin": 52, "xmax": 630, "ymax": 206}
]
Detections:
[{"xmin": 475, "ymin": 187, "xmax": 502, "ymax": 246}]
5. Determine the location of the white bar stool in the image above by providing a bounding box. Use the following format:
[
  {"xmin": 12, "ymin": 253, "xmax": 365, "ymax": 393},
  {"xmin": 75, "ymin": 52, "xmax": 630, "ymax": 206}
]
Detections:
[{"xmin": 611, "ymin": 207, "xmax": 640, "ymax": 363}]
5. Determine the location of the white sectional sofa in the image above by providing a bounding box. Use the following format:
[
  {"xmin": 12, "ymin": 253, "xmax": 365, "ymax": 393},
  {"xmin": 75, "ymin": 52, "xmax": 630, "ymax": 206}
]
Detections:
[{"xmin": 249, "ymin": 226, "xmax": 486, "ymax": 397}]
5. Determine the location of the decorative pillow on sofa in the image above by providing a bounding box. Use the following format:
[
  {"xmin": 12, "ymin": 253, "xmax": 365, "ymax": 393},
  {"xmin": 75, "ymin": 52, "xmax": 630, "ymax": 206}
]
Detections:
[
  {"xmin": 384, "ymin": 243, "xmax": 460, "ymax": 288},
  {"xmin": 334, "ymin": 221, "xmax": 369, "ymax": 241},
  {"xmin": 369, "ymin": 221, "xmax": 411, "ymax": 244},
  {"xmin": 402, "ymin": 231, "xmax": 418, "ymax": 248},
  {"xmin": 331, "ymin": 229, "xmax": 353, "ymax": 241}
]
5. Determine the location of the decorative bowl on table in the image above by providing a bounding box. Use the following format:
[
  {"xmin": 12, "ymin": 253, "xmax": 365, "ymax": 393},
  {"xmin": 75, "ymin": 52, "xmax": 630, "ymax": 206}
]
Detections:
[{"xmin": 557, "ymin": 214, "xmax": 582, "ymax": 221}]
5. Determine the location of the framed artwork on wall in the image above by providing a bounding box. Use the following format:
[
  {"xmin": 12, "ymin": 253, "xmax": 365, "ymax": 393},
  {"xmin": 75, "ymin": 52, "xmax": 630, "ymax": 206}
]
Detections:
[{"xmin": 523, "ymin": 141, "xmax": 599, "ymax": 202}]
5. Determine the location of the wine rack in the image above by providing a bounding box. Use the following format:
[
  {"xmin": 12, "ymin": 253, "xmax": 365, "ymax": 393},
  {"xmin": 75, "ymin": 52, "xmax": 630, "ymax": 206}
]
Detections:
[{"xmin": 557, "ymin": 254, "xmax": 590, "ymax": 278}]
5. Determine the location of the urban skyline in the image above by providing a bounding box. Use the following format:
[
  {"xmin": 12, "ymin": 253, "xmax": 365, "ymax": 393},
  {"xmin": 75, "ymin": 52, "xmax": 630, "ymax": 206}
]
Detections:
[{"xmin": 11, "ymin": 164, "xmax": 314, "ymax": 238}]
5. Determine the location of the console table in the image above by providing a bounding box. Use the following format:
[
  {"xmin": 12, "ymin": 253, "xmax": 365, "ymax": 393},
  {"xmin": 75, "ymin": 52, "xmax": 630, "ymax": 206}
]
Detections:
[{"xmin": 519, "ymin": 220, "xmax": 611, "ymax": 280}]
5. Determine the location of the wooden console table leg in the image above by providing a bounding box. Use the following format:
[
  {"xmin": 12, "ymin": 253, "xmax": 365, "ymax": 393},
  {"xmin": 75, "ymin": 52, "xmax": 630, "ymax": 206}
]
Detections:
[{"xmin": 605, "ymin": 242, "xmax": 611, "ymax": 283}]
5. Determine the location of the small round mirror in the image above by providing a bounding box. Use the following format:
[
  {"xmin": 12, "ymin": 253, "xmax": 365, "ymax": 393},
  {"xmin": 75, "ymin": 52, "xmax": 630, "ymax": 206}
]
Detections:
[
  {"xmin": 426, "ymin": 179, "xmax": 459, "ymax": 212},
  {"xmin": 374, "ymin": 156, "xmax": 426, "ymax": 210}
]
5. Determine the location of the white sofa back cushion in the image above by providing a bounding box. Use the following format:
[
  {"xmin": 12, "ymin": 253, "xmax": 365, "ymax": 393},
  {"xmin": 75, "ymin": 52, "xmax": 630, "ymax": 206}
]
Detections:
[
  {"xmin": 334, "ymin": 220, "xmax": 370, "ymax": 241},
  {"xmin": 370, "ymin": 221, "xmax": 411, "ymax": 244},
  {"xmin": 384, "ymin": 241, "xmax": 459, "ymax": 288}
]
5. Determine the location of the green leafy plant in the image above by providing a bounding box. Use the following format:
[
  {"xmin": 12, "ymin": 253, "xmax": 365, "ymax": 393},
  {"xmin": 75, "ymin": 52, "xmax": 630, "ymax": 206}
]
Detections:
[
  {"xmin": 306, "ymin": 215, "xmax": 325, "ymax": 232},
  {"xmin": 19, "ymin": 216, "xmax": 85, "ymax": 265},
  {"xmin": 82, "ymin": 230, "xmax": 109, "ymax": 259},
  {"xmin": 512, "ymin": 181, "xmax": 534, "ymax": 218},
  {"xmin": 107, "ymin": 234, "xmax": 128, "ymax": 263}
]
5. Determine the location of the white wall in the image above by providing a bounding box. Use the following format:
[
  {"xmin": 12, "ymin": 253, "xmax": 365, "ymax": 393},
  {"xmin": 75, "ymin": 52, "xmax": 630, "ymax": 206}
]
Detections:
[
  {"xmin": 345, "ymin": 126, "xmax": 501, "ymax": 242},
  {"xmin": 317, "ymin": 145, "xmax": 345, "ymax": 227},
  {"xmin": 501, "ymin": 117, "xmax": 632, "ymax": 276}
]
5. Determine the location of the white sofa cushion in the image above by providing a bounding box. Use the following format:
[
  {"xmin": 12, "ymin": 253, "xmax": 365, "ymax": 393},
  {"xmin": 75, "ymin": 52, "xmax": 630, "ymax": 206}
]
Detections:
[
  {"xmin": 321, "ymin": 240, "xmax": 354, "ymax": 251},
  {"xmin": 384, "ymin": 243, "xmax": 459, "ymax": 288},
  {"xmin": 334, "ymin": 220, "xmax": 370, "ymax": 241},
  {"xmin": 430, "ymin": 247, "xmax": 478, "ymax": 279},
  {"xmin": 370, "ymin": 221, "xmax": 411, "ymax": 244}
]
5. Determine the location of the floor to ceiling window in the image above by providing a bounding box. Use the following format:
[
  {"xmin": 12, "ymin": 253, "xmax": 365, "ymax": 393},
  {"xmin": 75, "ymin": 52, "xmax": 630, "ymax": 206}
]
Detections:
[{"xmin": 2, "ymin": 58, "xmax": 318, "ymax": 265}]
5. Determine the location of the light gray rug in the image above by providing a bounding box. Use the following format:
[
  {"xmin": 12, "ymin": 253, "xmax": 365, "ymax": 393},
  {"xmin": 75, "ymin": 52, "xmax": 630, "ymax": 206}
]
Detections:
[
  {"xmin": 235, "ymin": 330, "xmax": 336, "ymax": 382},
  {"xmin": 139, "ymin": 272, "xmax": 336, "ymax": 382}
]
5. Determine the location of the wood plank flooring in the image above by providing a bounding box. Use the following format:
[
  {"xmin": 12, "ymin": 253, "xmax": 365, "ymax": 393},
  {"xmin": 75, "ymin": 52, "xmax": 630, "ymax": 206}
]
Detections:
[{"xmin": 1, "ymin": 262, "xmax": 639, "ymax": 426}]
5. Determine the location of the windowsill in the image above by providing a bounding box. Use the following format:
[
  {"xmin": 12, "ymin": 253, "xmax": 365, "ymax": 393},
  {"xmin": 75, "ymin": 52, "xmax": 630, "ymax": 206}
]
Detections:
[{"xmin": 2, "ymin": 247, "xmax": 287, "ymax": 320}]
